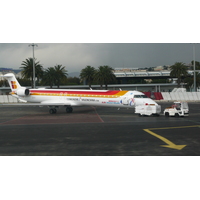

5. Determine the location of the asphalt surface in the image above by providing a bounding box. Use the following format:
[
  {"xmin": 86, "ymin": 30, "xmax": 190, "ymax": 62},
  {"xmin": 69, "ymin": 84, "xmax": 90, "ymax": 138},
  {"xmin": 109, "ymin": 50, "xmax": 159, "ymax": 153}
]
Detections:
[{"xmin": 0, "ymin": 102, "xmax": 200, "ymax": 155}]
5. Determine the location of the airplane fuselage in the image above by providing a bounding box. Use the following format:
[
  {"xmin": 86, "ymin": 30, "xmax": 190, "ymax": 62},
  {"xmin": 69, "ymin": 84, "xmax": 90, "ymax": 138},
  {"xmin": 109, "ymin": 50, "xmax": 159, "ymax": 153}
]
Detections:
[{"xmin": 15, "ymin": 89, "xmax": 157, "ymax": 108}]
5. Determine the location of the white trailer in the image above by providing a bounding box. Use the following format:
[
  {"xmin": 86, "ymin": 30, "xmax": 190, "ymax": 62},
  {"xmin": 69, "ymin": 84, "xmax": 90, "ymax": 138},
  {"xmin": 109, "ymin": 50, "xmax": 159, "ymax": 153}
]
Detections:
[
  {"xmin": 164, "ymin": 102, "xmax": 189, "ymax": 117},
  {"xmin": 135, "ymin": 104, "xmax": 161, "ymax": 116}
]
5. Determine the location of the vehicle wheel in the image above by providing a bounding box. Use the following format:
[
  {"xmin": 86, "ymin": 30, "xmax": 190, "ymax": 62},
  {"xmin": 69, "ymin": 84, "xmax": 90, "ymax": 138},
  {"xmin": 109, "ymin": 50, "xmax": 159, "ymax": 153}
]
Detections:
[
  {"xmin": 165, "ymin": 112, "xmax": 169, "ymax": 117},
  {"xmin": 53, "ymin": 108, "xmax": 57, "ymax": 114},
  {"xmin": 175, "ymin": 113, "xmax": 179, "ymax": 117}
]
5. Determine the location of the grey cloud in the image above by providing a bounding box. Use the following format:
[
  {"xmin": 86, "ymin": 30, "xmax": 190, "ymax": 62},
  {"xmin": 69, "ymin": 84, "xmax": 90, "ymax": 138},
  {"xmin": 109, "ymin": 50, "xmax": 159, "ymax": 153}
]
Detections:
[{"xmin": 0, "ymin": 43, "xmax": 199, "ymax": 72}]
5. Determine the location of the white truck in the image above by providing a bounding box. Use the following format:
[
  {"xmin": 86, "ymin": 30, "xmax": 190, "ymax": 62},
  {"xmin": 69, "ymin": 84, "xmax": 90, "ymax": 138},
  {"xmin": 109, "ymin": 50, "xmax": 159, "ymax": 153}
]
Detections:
[{"xmin": 164, "ymin": 102, "xmax": 189, "ymax": 117}]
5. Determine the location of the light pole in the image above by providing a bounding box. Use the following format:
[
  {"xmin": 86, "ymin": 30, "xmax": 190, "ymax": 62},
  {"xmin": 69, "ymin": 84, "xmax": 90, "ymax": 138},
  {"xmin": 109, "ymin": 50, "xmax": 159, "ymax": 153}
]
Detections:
[
  {"xmin": 29, "ymin": 43, "xmax": 38, "ymax": 88},
  {"xmin": 193, "ymin": 44, "xmax": 196, "ymax": 92}
]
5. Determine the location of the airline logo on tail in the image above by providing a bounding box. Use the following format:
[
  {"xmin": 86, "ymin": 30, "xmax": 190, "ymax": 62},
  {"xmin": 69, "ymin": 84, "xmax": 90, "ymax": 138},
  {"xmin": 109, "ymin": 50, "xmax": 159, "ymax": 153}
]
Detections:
[{"xmin": 11, "ymin": 81, "xmax": 18, "ymax": 89}]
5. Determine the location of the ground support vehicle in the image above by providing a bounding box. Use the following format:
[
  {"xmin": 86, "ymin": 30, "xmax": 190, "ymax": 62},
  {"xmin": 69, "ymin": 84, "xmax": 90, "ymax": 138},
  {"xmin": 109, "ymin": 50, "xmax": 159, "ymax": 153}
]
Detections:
[
  {"xmin": 135, "ymin": 104, "xmax": 161, "ymax": 116},
  {"xmin": 164, "ymin": 102, "xmax": 189, "ymax": 117}
]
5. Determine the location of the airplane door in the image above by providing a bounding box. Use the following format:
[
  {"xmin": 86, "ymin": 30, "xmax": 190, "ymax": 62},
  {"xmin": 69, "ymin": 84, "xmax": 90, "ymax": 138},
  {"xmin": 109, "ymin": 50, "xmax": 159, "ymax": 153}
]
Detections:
[
  {"xmin": 121, "ymin": 96, "xmax": 135, "ymax": 106},
  {"xmin": 121, "ymin": 97, "xmax": 129, "ymax": 105}
]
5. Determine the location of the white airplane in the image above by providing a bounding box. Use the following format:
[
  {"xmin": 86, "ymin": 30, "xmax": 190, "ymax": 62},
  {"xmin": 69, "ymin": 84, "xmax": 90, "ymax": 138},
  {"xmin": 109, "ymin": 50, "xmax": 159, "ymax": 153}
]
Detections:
[{"xmin": 2, "ymin": 73, "xmax": 161, "ymax": 116}]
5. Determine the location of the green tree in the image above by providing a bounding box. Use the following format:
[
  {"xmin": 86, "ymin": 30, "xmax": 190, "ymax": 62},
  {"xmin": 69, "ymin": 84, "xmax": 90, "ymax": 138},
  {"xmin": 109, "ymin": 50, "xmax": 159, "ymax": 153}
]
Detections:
[
  {"xmin": 42, "ymin": 65, "xmax": 68, "ymax": 88},
  {"xmin": 80, "ymin": 66, "xmax": 96, "ymax": 88},
  {"xmin": 170, "ymin": 62, "xmax": 188, "ymax": 87},
  {"xmin": 18, "ymin": 78, "xmax": 32, "ymax": 86},
  {"xmin": 54, "ymin": 65, "xmax": 68, "ymax": 88},
  {"xmin": 20, "ymin": 58, "xmax": 43, "ymax": 88},
  {"xmin": 94, "ymin": 65, "xmax": 116, "ymax": 89},
  {"xmin": 42, "ymin": 67, "xmax": 56, "ymax": 88},
  {"xmin": 94, "ymin": 66, "xmax": 104, "ymax": 89}
]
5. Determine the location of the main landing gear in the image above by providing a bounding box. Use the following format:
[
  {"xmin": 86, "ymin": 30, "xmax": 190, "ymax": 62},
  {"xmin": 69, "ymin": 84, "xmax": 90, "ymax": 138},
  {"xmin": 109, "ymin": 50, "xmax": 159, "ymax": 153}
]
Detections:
[
  {"xmin": 66, "ymin": 106, "xmax": 73, "ymax": 113},
  {"xmin": 48, "ymin": 106, "xmax": 73, "ymax": 114},
  {"xmin": 49, "ymin": 106, "xmax": 58, "ymax": 114},
  {"xmin": 49, "ymin": 108, "xmax": 57, "ymax": 114}
]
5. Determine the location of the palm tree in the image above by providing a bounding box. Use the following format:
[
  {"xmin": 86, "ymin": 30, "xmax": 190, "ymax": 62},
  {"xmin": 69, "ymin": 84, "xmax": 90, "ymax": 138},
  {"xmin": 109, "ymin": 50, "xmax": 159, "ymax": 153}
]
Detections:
[
  {"xmin": 80, "ymin": 66, "xmax": 96, "ymax": 88},
  {"xmin": 102, "ymin": 65, "xmax": 116, "ymax": 89},
  {"xmin": 54, "ymin": 65, "xmax": 68, "ymax": 88},
  {"xmin": 42, "ymin": 65, "xmax": 68, "ymax": 88},
  {"xmin": 170, "ymin": 62, "xmax": 188, "ymax": 87},
  {"xmin": 94, "ymin": 65, "xmax": 116, "ymax": 89},
  {"xmin": 42, "ymin": 67, "xmax": 56, "ymax": 88},
  {"xmin": 21, "ymin": 58, "xmax": 43, "ymax": 88},
  {"xmin": 94, "ymin": 66, "xmax": 104, "ymax": 89}
]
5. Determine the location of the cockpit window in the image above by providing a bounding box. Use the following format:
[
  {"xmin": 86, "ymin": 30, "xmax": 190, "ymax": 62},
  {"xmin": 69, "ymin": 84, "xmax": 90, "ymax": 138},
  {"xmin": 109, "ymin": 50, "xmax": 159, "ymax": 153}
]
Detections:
[{"xmin": 133, "ymin": 95, "xmax": 148, "ymax": 98}]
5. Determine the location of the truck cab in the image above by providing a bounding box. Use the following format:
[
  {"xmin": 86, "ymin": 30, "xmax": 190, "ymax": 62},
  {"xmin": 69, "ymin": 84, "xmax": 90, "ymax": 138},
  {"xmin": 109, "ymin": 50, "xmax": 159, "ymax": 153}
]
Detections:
[{"xmin": 164, "ymin": 102, "xmax": 189, "ymax": 117}]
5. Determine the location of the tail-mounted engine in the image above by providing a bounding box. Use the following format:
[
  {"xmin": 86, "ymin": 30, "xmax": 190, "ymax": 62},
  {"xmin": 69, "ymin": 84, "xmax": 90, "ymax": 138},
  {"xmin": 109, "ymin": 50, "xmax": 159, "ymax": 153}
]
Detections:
[{"xmin": 16, "ymin": 88, "xmax": 30, "ymax": 96}]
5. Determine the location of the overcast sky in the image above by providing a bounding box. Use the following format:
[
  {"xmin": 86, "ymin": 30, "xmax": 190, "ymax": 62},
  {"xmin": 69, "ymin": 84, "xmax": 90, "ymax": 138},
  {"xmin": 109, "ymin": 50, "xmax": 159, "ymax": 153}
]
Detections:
[{"xmin": 0, "ymin": 43, "xmax": 200, "ymax": 73}]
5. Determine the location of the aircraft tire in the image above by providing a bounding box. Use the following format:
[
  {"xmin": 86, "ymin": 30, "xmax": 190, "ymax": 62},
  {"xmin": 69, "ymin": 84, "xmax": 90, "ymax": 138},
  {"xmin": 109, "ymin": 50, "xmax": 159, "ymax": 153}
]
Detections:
[
  {"xmin": 66, "ymin": 106, "xmax": 73, "ymax": 113},
  {"xmin": 49, "ymin": 108, "xmax": 57, "ymax": 114}
]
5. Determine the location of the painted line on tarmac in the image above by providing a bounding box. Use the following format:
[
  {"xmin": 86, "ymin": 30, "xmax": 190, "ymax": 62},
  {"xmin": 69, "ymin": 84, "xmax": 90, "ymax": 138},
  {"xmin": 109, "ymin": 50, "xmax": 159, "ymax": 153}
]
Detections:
[
  {"xmin": 148, "ymin": 125, "xmax": 200, "ymax": 130},
  {"xmin": 92, "ymin": 107, "xmax": 104, "ymax": 123},
  {"xmin": 0, "ymin": 115, "xmax": 29, "ymax": 125},
  {"xmin": 143, "ymin": 125, "xmax": 200, "ymax": 150}
]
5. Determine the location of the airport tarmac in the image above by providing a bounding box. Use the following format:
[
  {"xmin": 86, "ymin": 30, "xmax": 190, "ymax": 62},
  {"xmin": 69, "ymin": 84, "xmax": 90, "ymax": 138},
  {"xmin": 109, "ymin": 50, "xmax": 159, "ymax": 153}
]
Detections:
[{"xmin": 0, "ymin": 102, "xmax": 200, "ymax": 155}]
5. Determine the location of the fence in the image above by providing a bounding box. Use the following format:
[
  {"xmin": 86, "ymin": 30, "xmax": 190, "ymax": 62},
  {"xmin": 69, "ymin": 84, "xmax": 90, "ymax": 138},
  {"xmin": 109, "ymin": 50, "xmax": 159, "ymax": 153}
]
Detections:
[
  {"xmin": 143, "ymin": 92, "xmax": 200, "ymax": 101},
  {"xmin": 0, "ymin": 95, "xmax": 19, "ymax": 103},
  {"xmin": 161, "ymin": 92, "xmax": 200, "ymax": 101}
]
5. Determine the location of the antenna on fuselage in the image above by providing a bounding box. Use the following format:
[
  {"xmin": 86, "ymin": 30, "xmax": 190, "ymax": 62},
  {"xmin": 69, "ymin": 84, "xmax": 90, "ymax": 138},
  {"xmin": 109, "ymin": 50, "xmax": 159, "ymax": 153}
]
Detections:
[{"xmin": 119, "ymin": 88, "xmax": 122, "ymax": 91}]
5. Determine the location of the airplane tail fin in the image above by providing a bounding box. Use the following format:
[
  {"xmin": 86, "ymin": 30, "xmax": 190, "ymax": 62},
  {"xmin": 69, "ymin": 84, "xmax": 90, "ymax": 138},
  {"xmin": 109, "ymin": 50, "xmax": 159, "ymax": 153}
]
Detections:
[{"xmin": 3, "ymin": 73, "xmax": 22, "ymax": 92}]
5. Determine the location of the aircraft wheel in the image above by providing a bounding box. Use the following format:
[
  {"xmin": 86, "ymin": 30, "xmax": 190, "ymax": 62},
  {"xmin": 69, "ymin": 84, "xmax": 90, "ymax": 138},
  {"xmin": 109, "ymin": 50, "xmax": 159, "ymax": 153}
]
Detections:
[
  {"xmin": 66, "ymin": 106, "xmax": 73, "ymax": 113},
  {"xmin": 49, "ymin": 108, "xmax": 57, "ymax": 114}
]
